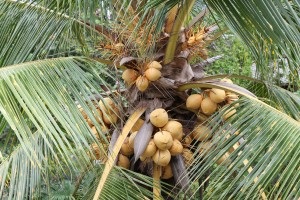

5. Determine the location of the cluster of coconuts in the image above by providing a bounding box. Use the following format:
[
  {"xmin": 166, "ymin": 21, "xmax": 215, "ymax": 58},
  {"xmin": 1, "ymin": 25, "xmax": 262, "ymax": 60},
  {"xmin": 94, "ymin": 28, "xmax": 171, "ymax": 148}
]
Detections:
[
  {"xmin": 79, "ymin": 97, "xmax": 119, "ymax": 161},
  {"xmin": 187, "ymin": 78, "xmax": 241, "ymax": 165},
  {"xmin": 121, "ymin": 61, "xmax": 162, "ymax": 92},
  {"xmin": 186, "ymin": 78, "xmax": 239, "ymax": 119},
  {"xmin": 117, "ymin": 108, "xmax": 194, "ymax": 179}
]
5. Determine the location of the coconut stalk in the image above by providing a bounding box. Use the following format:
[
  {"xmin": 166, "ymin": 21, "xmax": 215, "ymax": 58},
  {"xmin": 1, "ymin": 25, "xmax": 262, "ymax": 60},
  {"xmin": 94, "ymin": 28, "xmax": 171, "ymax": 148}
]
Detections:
[{"xmin": 153, "ymin": 163, "xmax": 162, "ymax": 200}]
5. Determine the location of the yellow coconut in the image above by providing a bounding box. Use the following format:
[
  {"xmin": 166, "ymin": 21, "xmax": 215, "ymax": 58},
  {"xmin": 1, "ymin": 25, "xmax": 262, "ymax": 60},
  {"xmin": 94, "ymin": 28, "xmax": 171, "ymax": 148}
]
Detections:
[
  {"xmin": 150, "ymin": 108, "xmax": 169, "ymax": 127},
  {"xmin": 93, "ymin": 108, "xmax": 103, "ymax": 123},
  {"xmin": 145, "ymin": 68, "xmax": 161, "ymax": 81},
  {"xmin": 122, "ymin": 69, "xmax": 139, "ymax": 85},
  {"xmin": 103, "ymin": 112, "xmax": 118, "ymax": 125},
  {"xmin": 222, "ymin": 109, "xmax": 236, "ymax": 121},
  {"xmin": 169, "ymin": 139, "xmax": 183, "ymax": 156},
  {"xmin": 182, "ymin": 148, "xmax": 194, "ymax": 167},
  {"xmin": 198, "ymin": 141, "xmax": 211, "ymax": 156},
  {"xmin": 152, "ymin": 149, "xmax": 171, "ymax": 166},
  {"xmin": 221, "ymin": 78, "xmax": 233, "ymax": 84},
  {"xmin": 162, "ymin": 120, "xmax": 183, "ymax": 140},
  {"xmin": 141, "ymin": 139, "xmax": 157, "ymax": 158},
  {"xmin": 209, "ymin": 88, "xmax": 226, "ymax": 103},
  {"xmin": 131, "ymin": 118, "xmax": 144, "ymax": 133},
  {"xmin": 99, "ymin": 97, "xmax": 116, "ymax": 114},
  {"xmin": 120, "ymin": 137, "xmax": 134, "ymax": 156},
  {"xmin": 200, "ymin": 97, "xmax": 218, "ymax": 115},
  {"xmin": 161, "ymin": 164, "xmax": 173, "ymax": 179},
  {"xmin": 192, "ymin": 124, "xmax": 212, "ymax": 141},
  {"xmin": 117, "ymin": 154, "xmax": 130, "ymax": 169},
  {"xmin": 136, "ymin": 75, "xmax": 149, "ymax": 92},
  {"xmin": 148, "ymin": 61, "xmax": 162, "ymax": 70},
  {"xmin": 186, "ymin": 94, "xmax": 203, "ymax": 110},
  {"xmin": 153, "ymin": 131, "xmax": 173, "ymax": 150},
  {"xmin": 182, "ymin": 135, "xmax": 193, "ymax": 147},
  {"xmin": 216, "ymin": 152, "xmax": 230, "ymax": 165},
  {"xmin": 139, "ymin": 155, "xmax": 147, "ymax": 162}
]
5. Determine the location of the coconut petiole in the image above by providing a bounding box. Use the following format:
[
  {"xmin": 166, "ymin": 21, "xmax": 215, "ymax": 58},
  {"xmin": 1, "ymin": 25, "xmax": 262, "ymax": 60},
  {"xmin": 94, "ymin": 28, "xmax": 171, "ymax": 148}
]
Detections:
[{"xmin": 153, "ymin": 163, "xmax": 162, "ymax": 200}]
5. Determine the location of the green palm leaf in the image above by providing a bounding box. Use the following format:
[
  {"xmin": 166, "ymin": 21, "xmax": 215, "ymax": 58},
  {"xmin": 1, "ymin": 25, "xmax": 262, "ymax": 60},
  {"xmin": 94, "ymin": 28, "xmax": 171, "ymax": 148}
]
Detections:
[{"xmin": 180, "ymin": 97, "xmax": 300, "ymax": 199}]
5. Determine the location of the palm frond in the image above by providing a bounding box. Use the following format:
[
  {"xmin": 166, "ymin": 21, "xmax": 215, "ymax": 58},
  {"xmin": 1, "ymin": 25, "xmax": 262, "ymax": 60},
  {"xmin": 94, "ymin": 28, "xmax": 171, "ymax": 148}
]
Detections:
[
  {"xmin": 0, "ymin": 1, "xmax": 103, "ymax": 67},
  {"xmin": 206, "ymin": 0, "xmax": 300, "ymax": 85},
  {"xmin": 179, "ymin": 97, "xmax": 300, "ymax": 199},
  {"xmin": 76, "ymin": 166, "xmax": 170, "ymax": 200},
  {"xmin": 247, "ymin": 82, "xmax": 300, "ymax": 121},
  {"xmin": 0, "ymin": 56, "xmax": 115, "ymax": 170}
]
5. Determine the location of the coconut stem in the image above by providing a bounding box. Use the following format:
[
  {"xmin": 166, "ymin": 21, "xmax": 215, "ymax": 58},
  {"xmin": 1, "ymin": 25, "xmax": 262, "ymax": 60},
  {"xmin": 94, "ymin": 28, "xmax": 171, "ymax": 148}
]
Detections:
[{"xmin": 153, "ymin": 163, "xmax": 162, "ymax": 200}]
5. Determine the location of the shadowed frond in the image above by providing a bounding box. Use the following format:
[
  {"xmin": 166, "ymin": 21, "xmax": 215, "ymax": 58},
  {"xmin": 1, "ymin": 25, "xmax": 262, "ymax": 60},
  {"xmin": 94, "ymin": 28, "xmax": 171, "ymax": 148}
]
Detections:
[{"xmin": 180, "ymin": 97, "xmax": 300, "ymax": 199}]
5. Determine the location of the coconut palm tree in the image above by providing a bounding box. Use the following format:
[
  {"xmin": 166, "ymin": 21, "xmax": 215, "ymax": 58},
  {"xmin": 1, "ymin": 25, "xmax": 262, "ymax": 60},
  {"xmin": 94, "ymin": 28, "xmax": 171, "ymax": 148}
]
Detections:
[{"xmin": 0, "ymin": 0, "xmax": 299, "ymax": 199}]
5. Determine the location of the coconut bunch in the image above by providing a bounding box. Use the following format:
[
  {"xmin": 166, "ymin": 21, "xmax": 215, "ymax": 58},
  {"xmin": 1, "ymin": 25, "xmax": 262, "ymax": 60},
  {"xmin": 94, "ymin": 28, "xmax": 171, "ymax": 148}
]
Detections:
[
  {"xmin": 121, "ymin": 61, "xmax": 162, "ymax": 92},
  {"xmin": 116, "ymin": 108, "xmax": 195, "ymax": 181},
  {"xmin": 186, "ymin": 78, "xmax": 239, "ymax": 118},
  {"xmin": 79, "ymin": 97, "xmax": 120, "ymax": 161},
  {"xmin": 184, "ymin": 78, "xmax": 242, "ymax": 165}
]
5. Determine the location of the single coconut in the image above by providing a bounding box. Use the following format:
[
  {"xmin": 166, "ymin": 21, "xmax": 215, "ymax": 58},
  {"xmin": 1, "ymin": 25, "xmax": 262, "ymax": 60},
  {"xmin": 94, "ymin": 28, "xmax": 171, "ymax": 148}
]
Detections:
[
  {"xmin": 145, "ymin": 68, "xmax": 161, "ymax": 81},
  {"xmin": 99, "ymin": 97, "xmax": 116, "ymax": 114},
  {"xmin": 198, "ymin": 141, "xmax": 211, "ymax": 156},
  {"xmin": 162, "ymin": 120, "xmax": 183, "ymax": 140},
  {"xmin": 103, "ymin": 112, "xmax": 118, "ymax": 125},
  {"xmin": 221, "ymin": 78, "xmax": 233, "ymax": 84},
  {"xmin": 182, "ymin": 148, "xmax": 194, "ymax": 167},
  {"xmin": 148, "ymin": 61, "xmax": 162, "ymax": 70},
  {"xmin": 222, "ymin": 109, "xmax": 236, "ymax": 120},
  {"xmin": 150, "ymin": 108, "xmax": 168, "ymax": 127},
  {"xmin": 216, "ymin": 152, "xmax": 230, "ymax": 165},
  {"xmin": 192, "ymin": 124, "xmax": 212, "ymax": 141},
  {"xmin": 128, "ymin": 131, "xmax": 138, "ymax": 148},
  {"xmin": 153, "ymin": 131, "xmax": 173, "ymax": 150},
  {"xmin": 169, "ymin": 139, "xmax": 183, "ymax": 156},
  {"xmin": 136, "ymin": 75, "xmax": 149, "ymax": 92},
  {"xmin": 117, "ymin": 154, "xmax": 130, "ymax": 169},
  {"xmin": 200, "ymin": 97, "xmax": 218, "ymax": 115},
  {"xmin": 209, "ymin": 88, "xmax": 226, "ymax": 103},
  {"xmin": 93, "ymin": 108, "xmax": 103, "ymax": 123},
  {"xmin": 131, "ymin": 118, "xmax": 144, "ymax": 133},
  {"xmin": 161, "ymin": 164, "xmax": 173, "ymax": 179},
  {"xmin": 122, "ymin": 69, "xmax": 139, "ymax": 85},
  {"xmin": 141, "ymin": 139, "xmax": 157, "ymax": 157},
  {"xmin": 182, "ymin": 135, "xmax": 193, "ymax": 147},
  {"xmin": 152, "ymin": 149, "xmax": 171, "ymax": 166},
  {"xmin": 186, "ymin": 94, "xmax": 203, "ymax": 110},
  {"xmin": 120, "ymin": 137, "xmax": 134, "ymax": 156},
  {"xmin": 140, "ymin": 155, "xmax": 147, "ymax": 162}
]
